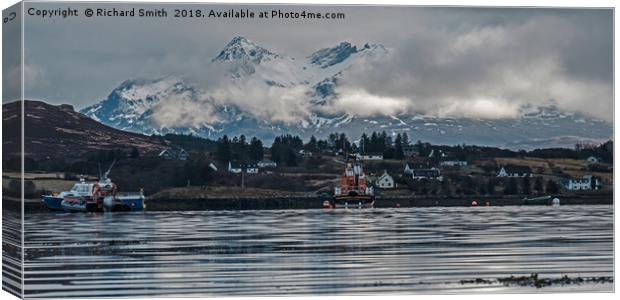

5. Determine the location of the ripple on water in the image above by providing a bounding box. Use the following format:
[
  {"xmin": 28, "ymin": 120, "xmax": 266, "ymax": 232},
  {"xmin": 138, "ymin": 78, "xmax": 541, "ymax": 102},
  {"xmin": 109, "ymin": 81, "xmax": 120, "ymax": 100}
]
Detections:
[{"xmin": 19, "ymin": 205, "xmax": 614, "ymax": 297}]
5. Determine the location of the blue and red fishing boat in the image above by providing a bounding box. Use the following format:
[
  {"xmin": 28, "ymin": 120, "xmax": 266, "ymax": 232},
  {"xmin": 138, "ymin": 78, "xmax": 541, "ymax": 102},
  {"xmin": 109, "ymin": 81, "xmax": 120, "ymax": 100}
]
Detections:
[{"xmin": 41, "ymin": 161, "xmax": 145, "ymax": 212}]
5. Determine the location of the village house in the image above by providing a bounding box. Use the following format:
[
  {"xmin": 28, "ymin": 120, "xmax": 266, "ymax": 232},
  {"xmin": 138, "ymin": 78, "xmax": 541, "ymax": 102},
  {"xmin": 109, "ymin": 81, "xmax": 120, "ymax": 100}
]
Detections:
[
  {"xmin": 497, "ymin": 165, "xmax": 533, "ymax": 177},
  {"xmin": 402, "ymin": 145, "xmax": 417, "ymax": 157},
  {"xmin": 404, "ymin": 161, "xmax": 432, "ymax": 175},
  {"xmin": 158, "ymin": 148, "xmax": 189, "ymax": 161},
  {"xmin": 412, "ymin": 167, "xmax": 443, "ymax": 181},
  {"xmin": 586, "ymin": 156, "xmax": 601, "ymax": 164},
  {"xmin": 298, "ymin": 149, "xmax": 313, "ymax": 157},
  {"xmin": 228, "ymin": 161, "xmax": 259, "ymax": 174},
  {"xmin": 257, "ymin": 158, "xmax": 277, "ymax": 168},
  {"xmin": 375, "ymin": 170, "xmax": 395, "ymax": 189},
  {"xmin": 228, "ymin": 162, "xmax": 243, "ymax": 174},
  {"xmin": 564, "ymin": 175, "xmax": 601, "ymax": 191},
  {"xmin": 356, "ymin": 152, "xmax": 384, "ymax": 161},
  {"xmin": 246, "ymin": 163, "xmax": 259, "ymax": 174}
]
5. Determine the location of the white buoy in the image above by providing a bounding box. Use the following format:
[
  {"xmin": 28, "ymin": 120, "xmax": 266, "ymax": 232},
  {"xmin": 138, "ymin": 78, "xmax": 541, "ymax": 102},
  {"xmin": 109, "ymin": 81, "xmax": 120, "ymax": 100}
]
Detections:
[{"xmin": 552, "ymin": 198, "xmax": 560, "ymax": 207}]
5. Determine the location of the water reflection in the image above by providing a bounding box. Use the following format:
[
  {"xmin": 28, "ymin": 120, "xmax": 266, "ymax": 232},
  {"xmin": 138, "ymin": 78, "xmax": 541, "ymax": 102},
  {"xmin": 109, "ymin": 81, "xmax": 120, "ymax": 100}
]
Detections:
[{"xmin": 21, "ymin": 205, "xmax": 613, "ymax": 297}]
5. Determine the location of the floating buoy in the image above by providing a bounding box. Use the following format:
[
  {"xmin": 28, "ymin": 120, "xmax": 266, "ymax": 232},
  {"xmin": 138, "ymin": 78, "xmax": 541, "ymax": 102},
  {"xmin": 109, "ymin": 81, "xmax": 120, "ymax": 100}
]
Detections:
[
  {"xmin": 552, "ymin": 198, "xmax": 560, "ymax": 207},
  {"xmin": 396, "ymin": 203, "xmax": 401, "ymax": 208},
  {"xmin": 323, "ymin": 200, "xmax": 332, "ymax": 209},
  {"xmin": 485, "ymin": 201, "xmax": 491, "ymax": 207},
  {"xmin": 471, "ymin": 200, "xmax": 478, "ymax": 207}
]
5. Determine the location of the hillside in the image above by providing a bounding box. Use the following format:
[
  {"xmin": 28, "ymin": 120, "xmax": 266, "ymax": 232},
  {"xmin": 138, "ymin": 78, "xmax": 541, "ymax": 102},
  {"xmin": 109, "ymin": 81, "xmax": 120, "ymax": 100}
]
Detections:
[{"xmin": 2, "ymin": 100, "xmax": 169, "ymax": 163}]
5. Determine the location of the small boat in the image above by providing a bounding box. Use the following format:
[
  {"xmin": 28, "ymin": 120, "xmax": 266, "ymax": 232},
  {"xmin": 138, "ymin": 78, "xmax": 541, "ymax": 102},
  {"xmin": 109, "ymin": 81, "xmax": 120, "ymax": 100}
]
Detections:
[
  {"xmin": 41, "ymin": 193, "xmax": 66, "ymax": 211},
  {"xmin": 522, "ymin": 195, "xmax": 553, "ymax": 205},
  {"xmin": 329, "ymin": 160, "xmax": 375, "ymax": 208},
  {"xmin": 61, "ymin": 176, "xmax": 115, "ymax": 212},
  {"xmin": 41, "ymin": 161, "xmax": 145, "ymax": 212}
]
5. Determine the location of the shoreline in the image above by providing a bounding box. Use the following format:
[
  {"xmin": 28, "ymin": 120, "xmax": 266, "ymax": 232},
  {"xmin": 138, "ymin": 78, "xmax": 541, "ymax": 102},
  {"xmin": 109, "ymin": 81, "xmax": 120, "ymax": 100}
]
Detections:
[{"xmin": 9, "ymin": 194, "xmax": 613, "ymax": 212}]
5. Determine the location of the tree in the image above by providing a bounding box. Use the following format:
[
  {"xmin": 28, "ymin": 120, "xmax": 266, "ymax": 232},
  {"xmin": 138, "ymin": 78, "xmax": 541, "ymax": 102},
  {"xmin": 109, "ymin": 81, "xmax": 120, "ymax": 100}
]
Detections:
[
  {"xmin": 522, "ymin": 176, "xmax": 531, "ymax": 195},
  {"xmin": 487, "ymin": 178, "xmax": 497, "ymax": 195},
  {"xmin": 216, "ymin": 135, "xmax": 231, "ymax": 163},
  {"xmin": 504, "ymin": 178, "xmax": 518, "ymax": 195},
  {"xmin": 249, "ymin": 137, "xmax": 264, "ymax": 161},
  {"xmin": 305, "ymin": 136, "xmax": 318, "ymax": 152},
  {"xmin": 546, "ymin": 179, "xmax": 559, "ymax": 194},
  {"xmin": 394, "ymin": 133, "xmax": 404, "ymax": 160},
  {"xmin": 534, "ymin": 177, "xmax": 544, "ymax": 194},
  {"xmin": 402, "ymin": 132, "xmax": 409, "ymax": 146}
]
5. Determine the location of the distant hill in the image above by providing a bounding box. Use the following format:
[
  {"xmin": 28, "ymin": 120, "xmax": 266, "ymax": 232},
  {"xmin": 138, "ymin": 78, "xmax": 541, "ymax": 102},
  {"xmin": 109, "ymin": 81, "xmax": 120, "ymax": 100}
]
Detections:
[{"xmin": 2, "ymin": 100, "xmax": 169, "ymax": 162}]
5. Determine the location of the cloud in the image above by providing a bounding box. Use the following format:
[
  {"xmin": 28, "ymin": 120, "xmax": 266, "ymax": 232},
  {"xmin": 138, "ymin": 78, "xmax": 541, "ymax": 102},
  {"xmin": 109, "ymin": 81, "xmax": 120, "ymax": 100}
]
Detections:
[
  {"xmin": 20, "ymin": 5, "xmax": 611, "ymax": 123},
  {"xmin": 322, "ymin": 88, "xmax": 411, "ymax": 117},
  {"xmin": 211, "ymin": 78, "xmax": 313, "ymax": 124},
  {"xmin": 328, "ymin": 13, "xmax": 612, "ymax": 121}
]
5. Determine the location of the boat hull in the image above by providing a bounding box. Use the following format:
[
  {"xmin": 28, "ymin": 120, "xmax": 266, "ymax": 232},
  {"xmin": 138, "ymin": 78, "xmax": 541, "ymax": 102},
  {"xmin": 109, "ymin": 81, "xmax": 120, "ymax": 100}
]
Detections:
[
  {"xmin": 333, "ymin": 195, "xmax": 375, "ymax": 208},
  {"xmin": 41, "ymin": 195, "xmax": 64, "ymax": 211},
  {"xmin": 61, "ymin": 197, "xmax": 102, "ymax": 212},
  {"xmin": 104, "ymin": 196, "xmax": 145, "ymax": 212}
]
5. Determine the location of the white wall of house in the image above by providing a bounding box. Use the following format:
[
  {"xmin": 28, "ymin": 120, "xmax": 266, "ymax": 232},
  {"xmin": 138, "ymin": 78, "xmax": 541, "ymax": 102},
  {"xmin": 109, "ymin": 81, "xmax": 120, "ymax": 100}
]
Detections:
[{"xmin": 377, "ymin": 173, "xmax": 395, "ymax": 189}]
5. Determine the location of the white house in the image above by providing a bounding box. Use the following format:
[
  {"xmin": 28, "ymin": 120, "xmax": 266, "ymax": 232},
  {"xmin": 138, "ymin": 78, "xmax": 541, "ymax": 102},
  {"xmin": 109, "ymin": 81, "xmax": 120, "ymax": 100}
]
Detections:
[
  {"xmin": 357, "ymin": 152, "xmax": 383, "ymax": 161},
  {"xmin": 404, "ymin": 162, "xmax": 432, "ymax": 175},
  {"xmin": 402, "ymin": 145, "xmax": 417, "ymax": 157},
  {"xmin": 257, "ymin": 158, "xmax": 277, "ymax": 168},
  {"xmin": 299, "ymin": 149, "xmax": 313, "ymax": 157},
  {"xmin": 440, "ymin": 160, "xmax": 468, "ymax": 167},
  {"xmin": 412, "ymin": 168, "xmax": 443, "ymax": 181},
  {"xmin": 376, "ymin": 170, "xmax": 395, "ymax": 189},
  {"xmin": 246, "ymin": 163, "xmax": 259, "ymax": 174},
  {"xmin": 228, "ymin": 162, "xmax": 243, "ymax": 174},
  {"xmin": 586, "ymin": 156, "xmax": 600, "ymax": 164},
  {"xmin": 158, "ymin": 148, "xmax": 189, "ymax": 161},
  {"xmin": 228, "ymin": 162, "xmax": 259, "ymax": 174},
  {"xmin": 565, "ymin": 175, "xmax": 601, "ymax": 190},
  {"xmin": 497, "ymin": 165, "xmax": 532, "ymax": 177}
]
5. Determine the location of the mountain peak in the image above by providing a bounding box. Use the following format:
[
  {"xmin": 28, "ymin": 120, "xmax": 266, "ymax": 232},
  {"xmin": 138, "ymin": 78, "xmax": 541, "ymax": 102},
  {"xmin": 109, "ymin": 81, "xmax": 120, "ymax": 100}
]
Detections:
[
  {"xmin": 212, "ymin": 36, "xmax": 279, "ymax": 64},
  {"xmin": 309, "ymin": 41, "xmax": 359, "ymax": 68}
]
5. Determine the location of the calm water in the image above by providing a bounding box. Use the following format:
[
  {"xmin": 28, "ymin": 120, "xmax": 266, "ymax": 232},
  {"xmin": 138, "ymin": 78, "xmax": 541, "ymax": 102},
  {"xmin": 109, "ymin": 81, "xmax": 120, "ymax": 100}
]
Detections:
[{"xmin": 19, "ymin": 205, "xmax": 613, "ymax": 297}]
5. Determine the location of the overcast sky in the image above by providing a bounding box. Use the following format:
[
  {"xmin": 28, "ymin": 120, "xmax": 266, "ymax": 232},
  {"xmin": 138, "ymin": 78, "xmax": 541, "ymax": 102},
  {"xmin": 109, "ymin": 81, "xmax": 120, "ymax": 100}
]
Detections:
[{"xmin": 11, "ymin": 3, "xmax": 614, "ymax": 121}]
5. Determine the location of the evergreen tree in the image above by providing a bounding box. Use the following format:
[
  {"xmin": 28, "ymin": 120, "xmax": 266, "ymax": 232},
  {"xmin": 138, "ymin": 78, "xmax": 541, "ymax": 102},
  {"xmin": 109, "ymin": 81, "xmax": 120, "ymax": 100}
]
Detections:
[
  {"xmin": 504, "ymin": 178, "xmax": 518, "ymax": 195},
  {"xmin": 522, "ymin": 176, "xmax": 531, "ymax": 195},
  {"xmin": 306, "ymin": 136, "xmax": 318, "ymax": 152},
  {"xmin": 534, "ymin": 177, "xmax": 544, "ymax": 194},
  {"xmin": 216, "ymin": 135, "xmax": 231, "ymax": 163},
  {"xmin": 487, "ymin": 178, "xmax": 497, "ymax": 195},
  {"xmin": 249, "ymin": 137, "xmax": 264, "ymax": 161},
  {"xmin": 546, "ymin": 179, "xmax": 559, "ymax": 194},
  {"xmin": 394, "ymin": 133, "xmax": 404, "ymax": 159},
  {"xmin": 402, "ymin": 132, "xmax": 409, "ymax": 146}
]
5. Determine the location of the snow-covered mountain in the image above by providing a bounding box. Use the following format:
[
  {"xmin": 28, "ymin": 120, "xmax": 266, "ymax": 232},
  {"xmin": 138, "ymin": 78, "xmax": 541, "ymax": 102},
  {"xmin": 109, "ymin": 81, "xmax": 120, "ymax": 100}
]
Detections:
[{"xmin": 81, "ymin": 36, "xmax": 612, "ymax": 149}]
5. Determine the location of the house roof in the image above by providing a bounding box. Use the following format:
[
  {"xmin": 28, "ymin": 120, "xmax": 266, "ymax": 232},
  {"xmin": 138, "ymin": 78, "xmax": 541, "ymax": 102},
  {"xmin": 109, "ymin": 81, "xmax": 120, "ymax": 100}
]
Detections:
[
  {"xmin": 229, "ymin": 161, "xmax": 243, "ymax": 169},
  {"xmin": 378, "ymin": 171, "xmax": 393, "ymax": 180},
  {"xmin": 501, "ymin": 165, "xmax": 532, "ymax": 174},
  {"xmin": 405, "ymin": 162, "xmax": 431, "ymax": 169}
]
